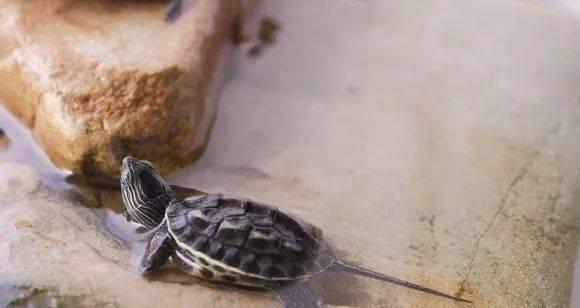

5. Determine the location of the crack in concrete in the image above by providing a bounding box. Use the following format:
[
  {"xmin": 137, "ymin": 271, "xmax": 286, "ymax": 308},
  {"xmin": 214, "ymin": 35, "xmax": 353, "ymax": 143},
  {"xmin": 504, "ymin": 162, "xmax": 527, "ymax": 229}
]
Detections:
[
  {"xmin": 455, "ymin": 123, "xmax": 562, "ymax": 298},
  {"xmin": 455, "ymin": 149, "xmax": 541, "ymax": 297}
]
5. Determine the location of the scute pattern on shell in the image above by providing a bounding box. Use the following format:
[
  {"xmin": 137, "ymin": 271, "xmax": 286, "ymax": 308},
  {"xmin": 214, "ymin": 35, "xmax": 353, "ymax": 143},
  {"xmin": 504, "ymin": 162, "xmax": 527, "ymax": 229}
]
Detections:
[{"xmin": 166, "ymin": 194, "xmax": 332, "ymax": 279}]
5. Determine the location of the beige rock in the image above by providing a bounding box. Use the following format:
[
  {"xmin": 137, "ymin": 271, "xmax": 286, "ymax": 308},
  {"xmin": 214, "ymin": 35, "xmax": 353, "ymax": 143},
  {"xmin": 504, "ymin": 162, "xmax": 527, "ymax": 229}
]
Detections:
[{"xmin": 0, "ymin": 0, "xmax": 256, "ymax": 175}]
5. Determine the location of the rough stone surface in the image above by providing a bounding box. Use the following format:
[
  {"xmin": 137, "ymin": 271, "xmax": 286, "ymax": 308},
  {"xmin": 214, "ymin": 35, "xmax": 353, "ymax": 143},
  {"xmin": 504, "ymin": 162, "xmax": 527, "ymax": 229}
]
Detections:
[
  {"xmin": 1, "ymin": 0, "xmax": 580, "ymax": 307},
  {"xmin": 0, "ymin": 0, "xmax": 255, "ymax": 175}
]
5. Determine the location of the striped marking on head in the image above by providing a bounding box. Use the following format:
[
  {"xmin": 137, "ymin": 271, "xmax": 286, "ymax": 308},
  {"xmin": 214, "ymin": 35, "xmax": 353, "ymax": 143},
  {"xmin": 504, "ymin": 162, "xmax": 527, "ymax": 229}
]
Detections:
[{"xmin": 120, "ymin": 156, "xmax": 173, "ymax": 229}]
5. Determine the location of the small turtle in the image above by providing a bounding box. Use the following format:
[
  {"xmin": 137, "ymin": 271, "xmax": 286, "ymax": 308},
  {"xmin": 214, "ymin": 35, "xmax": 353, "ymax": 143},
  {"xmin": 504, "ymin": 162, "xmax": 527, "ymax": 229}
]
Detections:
[{"xmin": 120, "ymin": 157, "xmax": 472, "ymax": 307}]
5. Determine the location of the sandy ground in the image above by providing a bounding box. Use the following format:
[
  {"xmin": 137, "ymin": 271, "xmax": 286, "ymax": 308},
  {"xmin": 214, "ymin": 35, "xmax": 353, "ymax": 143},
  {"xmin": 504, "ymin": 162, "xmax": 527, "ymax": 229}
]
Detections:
[{"xmin": 1, "ymin": 0, "xmax": 579, "ymax": 307}]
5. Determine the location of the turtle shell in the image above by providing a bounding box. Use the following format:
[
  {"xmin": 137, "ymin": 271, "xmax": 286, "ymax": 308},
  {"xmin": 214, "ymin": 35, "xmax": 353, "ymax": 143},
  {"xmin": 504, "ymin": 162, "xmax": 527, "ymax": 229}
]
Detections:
[{"xmin": 165, "ymin": 194, "xmax": 334, "ymax": 280}]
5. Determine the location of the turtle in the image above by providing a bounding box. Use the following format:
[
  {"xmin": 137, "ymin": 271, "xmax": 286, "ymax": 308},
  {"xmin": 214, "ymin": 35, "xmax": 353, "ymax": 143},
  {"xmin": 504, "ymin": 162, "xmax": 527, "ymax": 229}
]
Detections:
[{"xmin": 120, "ymin": 156, "xmax": 472, "ymax": 307}]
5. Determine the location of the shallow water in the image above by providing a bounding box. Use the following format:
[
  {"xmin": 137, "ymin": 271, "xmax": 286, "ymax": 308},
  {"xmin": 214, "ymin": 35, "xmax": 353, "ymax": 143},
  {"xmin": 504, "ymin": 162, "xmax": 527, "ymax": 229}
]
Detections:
[
  {"xmin": 0, "ymin": 105, "xmax": 62, "ymax": 176},
  {"xmin": 1, "ymin": 0, "xmax": 580, "ymax": 307}
]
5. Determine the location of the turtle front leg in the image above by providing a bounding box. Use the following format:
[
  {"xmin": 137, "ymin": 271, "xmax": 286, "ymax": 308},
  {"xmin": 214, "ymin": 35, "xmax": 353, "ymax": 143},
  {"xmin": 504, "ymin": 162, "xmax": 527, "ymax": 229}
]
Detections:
[{"xmin": 139, "ymin": 226, "xmax": 173, "ymax": 274}]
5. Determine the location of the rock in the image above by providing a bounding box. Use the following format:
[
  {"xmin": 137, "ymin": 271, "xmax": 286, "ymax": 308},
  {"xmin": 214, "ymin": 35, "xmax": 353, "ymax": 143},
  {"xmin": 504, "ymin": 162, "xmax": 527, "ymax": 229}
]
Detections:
[
  {"xmin": 0, "ymin": 163, "xmax": 277, "ymax": 307},
  {"xmin": 0, "ymin": 0, "xmax": 258, "ymax": 175}
]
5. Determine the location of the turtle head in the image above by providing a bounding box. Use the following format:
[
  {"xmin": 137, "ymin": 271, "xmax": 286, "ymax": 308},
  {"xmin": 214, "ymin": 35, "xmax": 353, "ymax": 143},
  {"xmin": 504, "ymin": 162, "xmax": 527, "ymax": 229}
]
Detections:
[{"xmin": 120, "ymin": 156, "xmax": 173, "ymax": 229}]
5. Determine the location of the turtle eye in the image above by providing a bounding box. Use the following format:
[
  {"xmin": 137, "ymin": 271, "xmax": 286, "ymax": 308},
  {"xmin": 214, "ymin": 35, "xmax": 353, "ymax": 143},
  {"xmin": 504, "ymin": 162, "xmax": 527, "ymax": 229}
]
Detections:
[{"xmin": 139, "ymin": 171, "xmax": 162, "ymax": 199}]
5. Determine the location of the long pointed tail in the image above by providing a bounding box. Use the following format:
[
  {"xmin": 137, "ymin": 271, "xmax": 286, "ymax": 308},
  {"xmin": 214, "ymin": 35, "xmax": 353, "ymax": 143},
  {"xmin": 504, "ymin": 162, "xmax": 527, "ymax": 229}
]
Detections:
[{"xmin": 331, "ymin": 259, "xmax": 473, "ymax": 303}]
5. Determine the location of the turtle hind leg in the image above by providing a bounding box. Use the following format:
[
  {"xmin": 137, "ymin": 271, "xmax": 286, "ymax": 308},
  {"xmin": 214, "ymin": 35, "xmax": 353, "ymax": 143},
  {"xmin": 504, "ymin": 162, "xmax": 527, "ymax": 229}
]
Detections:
[
  {"xmin": 164, "ymin": 0, "xmax": 182, "ymax": 22},
  {"xmin": 331, "ymin": 258, "xmax": 473, "ymax": 304},
  {"xmin": 139, "ymin": 225, "xmax": 173, "ymax": 274},
  {"xmin": 266, "ymin": 281, "xmax": 324, "ymax": 308}
]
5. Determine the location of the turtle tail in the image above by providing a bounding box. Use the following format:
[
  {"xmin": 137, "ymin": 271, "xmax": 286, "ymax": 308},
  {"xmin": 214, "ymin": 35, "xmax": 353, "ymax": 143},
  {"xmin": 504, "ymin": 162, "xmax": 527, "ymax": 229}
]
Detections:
[{"xmin": 331, "ymin": 258, "xmax": 473, "ymax": 303}]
